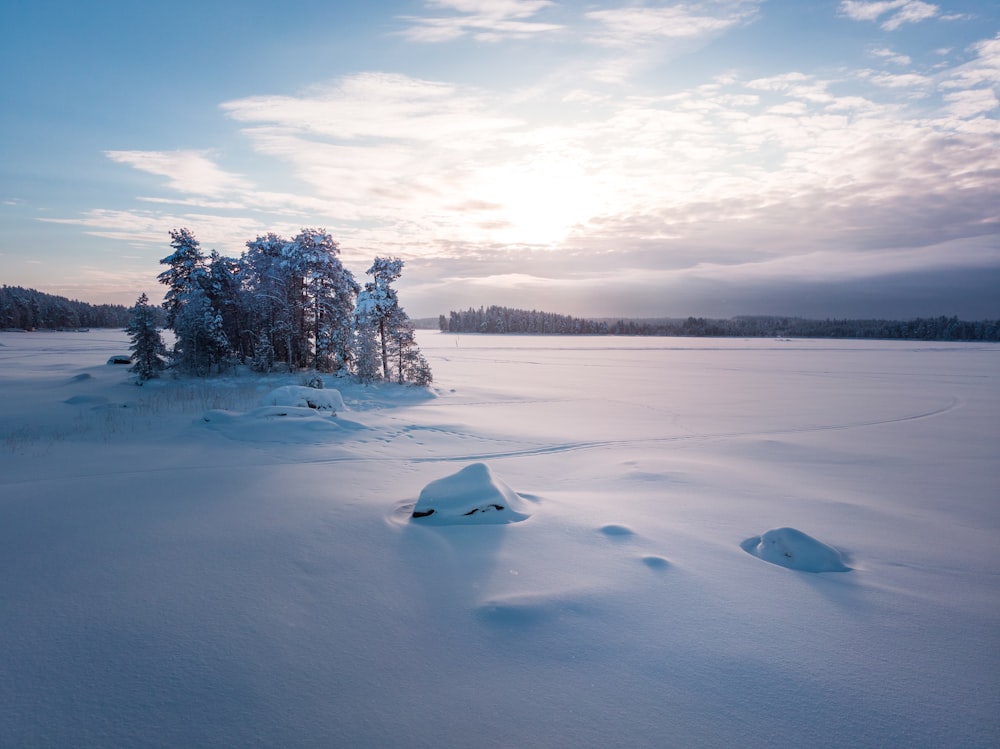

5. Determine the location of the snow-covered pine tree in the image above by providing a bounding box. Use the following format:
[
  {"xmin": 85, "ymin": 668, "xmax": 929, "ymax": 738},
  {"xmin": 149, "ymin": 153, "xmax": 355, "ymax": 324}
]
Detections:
[
  {"xmin": 206, "ymin": 250, "xmax": 246, "ymax": 361},
  {"xmin": 158, "ymin": 228, "xmax": 206, "ymax": 328},
  {"xmin": 362, "ymin": 256, "xmax": 402, "ymax": 380},
  {"xmin": 289, "ymin": 229, "xmax": 359, "ymax": 372},
  {"xmin": 249, "ymin": 330, "xmax": 275, "ymax": 373},
  {"xmin": 352, "ymin": 288, "xmax": 383, "ymax": 383},
  {"xmin": 242, "ymin": 233, "xmax": 298, "ymax": 371},
  {"xmin": 171, "ymin": 286, "xmax": 230, "ymax": 375},
  {"xmin": 358, "ymin": 256, "xmax": 431, "ymax": 385},
  {"xmin": 389, "ymin": 311, "xmax": 433, "ymax": 385},
  {"xmin": 125, "ymin": 292, "xmax": 167, "ymax": 382}
]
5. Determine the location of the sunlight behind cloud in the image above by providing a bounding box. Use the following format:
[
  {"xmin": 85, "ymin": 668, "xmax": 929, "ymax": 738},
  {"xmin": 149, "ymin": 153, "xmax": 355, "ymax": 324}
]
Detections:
[
  {"xmin": 86, "ymin": 40, "xmax": 1000, "ymax": 274},
  {"xmin": 18, "ymin": 3, "xmax": 997, "ymax": 318},
  {"xmin": 461, "ymin": 155, "xmax": 604, "ymax": 245}
]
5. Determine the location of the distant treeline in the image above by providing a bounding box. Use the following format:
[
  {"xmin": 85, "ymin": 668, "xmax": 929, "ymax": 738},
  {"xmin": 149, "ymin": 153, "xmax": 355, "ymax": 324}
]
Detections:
[
  {"xmin": 0, "ymin": 285, "xmax": 133, "ymax": 330},
  {"xmin": 440, "ymin": 306, "xmax": 1000, "ymax": 341}
]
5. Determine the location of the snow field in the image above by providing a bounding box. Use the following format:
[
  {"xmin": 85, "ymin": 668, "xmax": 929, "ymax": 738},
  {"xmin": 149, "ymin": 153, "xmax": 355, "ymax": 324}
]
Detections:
[{"xmin": 1, "ymin": 330, "xmax": 998, "ymax": 748}]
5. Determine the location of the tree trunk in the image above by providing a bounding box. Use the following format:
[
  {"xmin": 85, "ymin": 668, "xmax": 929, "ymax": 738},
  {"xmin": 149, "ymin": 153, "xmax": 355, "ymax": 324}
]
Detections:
[{"xmin": 380, "ymin": 318, "xmax": 389, "ymax": 380}]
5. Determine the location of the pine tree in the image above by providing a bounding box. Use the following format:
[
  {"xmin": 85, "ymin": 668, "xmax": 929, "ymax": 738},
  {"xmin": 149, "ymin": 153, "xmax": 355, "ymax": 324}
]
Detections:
[
  {"xmin": 171, "ymin": 288, "xmax": 230, "ymax": 375},
  {"xmin": 363, "ymin": 257, "xmax": 403, "ymax": 380},
  {"xmin": 158, "ymin": 228, "xmax": 206, "ymax": 328},
  {"xmin": 242, "ymin": 233, "xmax": 298, "ymax": 371},
  {"xmin": 290, "ymin": 229, "xmax": 359, "ymax": 372},
  {"xmin": 126, "ymin": 293, "xmax": 167, "ymax": 382},
  {"xmin": 352, "ymin": 288, "xmax": 383, "ymax": 383},
  {"xmin": 249, "ymin": 330, "xmax": 275, "ymax": 373},
  {"xmin": 387, "ymin": 310, "xmax": 433, "ymax": 385},
  {"xmin": 206, "ymin": 250, "xmax": 245, "ymax": 360},
  {"xmin": 356, "ymin": 257, "xmax": 431, "ymax": 385}
]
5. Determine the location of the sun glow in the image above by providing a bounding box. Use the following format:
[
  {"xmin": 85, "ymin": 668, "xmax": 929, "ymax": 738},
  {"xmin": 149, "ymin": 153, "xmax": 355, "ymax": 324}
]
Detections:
[{"xmin": 463, "ymin": 155, "xmax": 604, "ymax": 245}]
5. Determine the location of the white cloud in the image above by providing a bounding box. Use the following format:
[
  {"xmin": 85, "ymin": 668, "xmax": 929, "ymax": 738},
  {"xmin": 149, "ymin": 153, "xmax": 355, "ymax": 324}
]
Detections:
[
  {"xmin": 882, "ymin": 1, "xmax": 938, "ymax": 30},
  {"xmin": 222, "ymin": 72, "xmax": 518, "ymax": 144},
  {"xmin": 943, "ymin": 88, "xmax": 1000, "ymax": 118},
  {"xmin": 862, "ymin": 70, "xmax": 933, "ymax": 91},
  {"xmin": 871, "ymin": 47, "xmax": 912, "ymax": 66},
  {"xmin": 942, "ymin": 33, "xmax": 1000, "ymax": 89},
  {"xmin": 585, "ymin": 2, "xmax": 760, "ymax": 47},
  {"xmin": 746, "ymin": 72, "xmax": 834, "ymax": 103},
  {"xmin": 398, "ymin": 0, "xmax": 561, "ymax": 42},
  {"xmin": 839, "ymin": 1, "xmax": 940, "ymax": 30},
  {"xmin": 41, "ymin": 209, "xmax": 293, "ymax": 255},
  {"xmin": 103, "ymin": 150, "xmax": 252, "ymax": 197}
]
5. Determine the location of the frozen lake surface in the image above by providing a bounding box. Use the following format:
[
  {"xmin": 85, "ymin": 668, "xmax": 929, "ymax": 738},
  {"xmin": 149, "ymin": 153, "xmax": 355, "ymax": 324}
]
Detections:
[{"xmin": 1, "ymin": 330, "xmax": 998, "ymax": 747}]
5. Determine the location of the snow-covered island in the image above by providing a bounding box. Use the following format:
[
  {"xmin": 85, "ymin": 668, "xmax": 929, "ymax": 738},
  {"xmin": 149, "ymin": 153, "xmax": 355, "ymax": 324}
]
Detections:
[{"xmin": 1, "ymin": 330, "xmax": 998, "ymax": 748}]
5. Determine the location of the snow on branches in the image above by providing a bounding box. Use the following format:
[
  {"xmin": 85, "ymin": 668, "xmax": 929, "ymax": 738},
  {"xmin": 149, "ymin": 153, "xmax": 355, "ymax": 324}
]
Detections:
[{"xmin": 157, "ymin": 229, "xmax": 430, "ymax": 385}]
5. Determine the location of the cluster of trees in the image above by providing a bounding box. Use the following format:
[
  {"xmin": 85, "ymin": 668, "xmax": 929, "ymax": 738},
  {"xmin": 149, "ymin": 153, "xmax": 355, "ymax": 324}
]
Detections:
[
  {"xmin": 128, "ymin": 227, "xmax": 430, "ymax": 384},
  {"xmin": 441, "ymin": 306, "xmax": 1000, "ymax": 342},
  {"xmin": 440, "ymin": 306, "xmax": 610, "ymax": 335},
  {"xmin": 0, "ymin": 285, "xmax": 130, "ymax": 330}
]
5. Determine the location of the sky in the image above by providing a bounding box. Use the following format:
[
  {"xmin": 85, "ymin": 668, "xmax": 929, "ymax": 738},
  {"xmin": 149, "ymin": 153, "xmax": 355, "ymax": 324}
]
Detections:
[{"xmin": 1, "ymin": 0, "xmax": 998, "ymax": 320}]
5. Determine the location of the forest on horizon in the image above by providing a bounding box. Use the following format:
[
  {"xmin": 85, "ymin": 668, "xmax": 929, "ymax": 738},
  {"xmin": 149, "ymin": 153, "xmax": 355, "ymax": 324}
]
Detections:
[
  {"xmin": 3, "ymin": 286, "xmax": 998, "ymax": 342},
  {"xmin": 440, "ymin": 305, "xmax": 1000, "ymax": 342}
]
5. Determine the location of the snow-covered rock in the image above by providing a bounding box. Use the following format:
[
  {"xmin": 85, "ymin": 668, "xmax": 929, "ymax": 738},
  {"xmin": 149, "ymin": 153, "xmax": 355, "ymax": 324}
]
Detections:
[
  {"xmin": 259, "ymin": 385, "xmax": 345, "ymax": 412},
  {"xmin": 410, "ymin": 462, "xmax": 530, "ymax": 525},
  {"xmin": 740, "ymin": 527, "xmax": 850, "ymax": 572}
]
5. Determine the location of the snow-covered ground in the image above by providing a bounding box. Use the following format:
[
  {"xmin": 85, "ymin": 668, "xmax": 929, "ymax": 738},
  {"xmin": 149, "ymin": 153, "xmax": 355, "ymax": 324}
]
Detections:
[{"xmin": 1, "ymin": 330, "xmax": 998, "ymax": 748}]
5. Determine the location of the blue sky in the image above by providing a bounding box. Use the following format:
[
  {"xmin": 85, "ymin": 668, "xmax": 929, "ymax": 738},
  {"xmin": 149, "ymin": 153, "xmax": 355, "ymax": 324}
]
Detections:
[{"xmin": 1, "ymin": 0, "xmax": 998, "ymax": 319}]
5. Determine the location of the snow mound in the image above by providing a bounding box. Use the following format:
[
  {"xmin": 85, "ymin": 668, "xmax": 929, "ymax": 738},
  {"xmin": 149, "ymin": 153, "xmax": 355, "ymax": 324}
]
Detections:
[
  {"xmin": 641, "ymin": 555, "xmax": 670, "ymax": 570},
  {"xmin": 599, "ymin": 524, "xmax": 635, "ymax": 537},
  {"xmin": 410, "ymin": 463, "xmax": 530, "ymax": 525},
  {"xmin": 259, "ymin": 385, "xmax": 345, "ymax": 412},
  {"xmin": 107, "ymin": 355, "xmax": 131, "ymax": 365},
  {"xmin": 201, "ymin": 406, "xmax": 364, "ymax": 443},
  {"xmin": 68, "ymin": 373, "xmax": 92, "ymax": 382},
  {"xmin": 741, "ymin": 527, "xmax": 850, "ymax": 573}
]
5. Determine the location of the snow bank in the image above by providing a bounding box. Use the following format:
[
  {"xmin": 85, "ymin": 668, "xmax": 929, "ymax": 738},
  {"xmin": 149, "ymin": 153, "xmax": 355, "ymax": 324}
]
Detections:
[
  {"xmin": 740, "ymin": 527, "xmax": 850, "ymax": 572},
  {"xmin": 259, "ymin": 385, "xmax": 345, "ymax": 412},
  {"xmin": 410, "ymin": 462, "xmax": 530, "ymax": 525},
  {"xmin": 63, "ymin": 394, "xmax": 110, "ymax": 406}
]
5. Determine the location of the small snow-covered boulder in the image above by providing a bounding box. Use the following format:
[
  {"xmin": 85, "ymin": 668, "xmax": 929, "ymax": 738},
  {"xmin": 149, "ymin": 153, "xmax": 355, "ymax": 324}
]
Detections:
[
  {"xmin": 741, "ymin": 527, "xmax": 850, "ymax": 573},
  {"xmin": 410, "ymin": 463, "xmax": 530, "ymax": 525},
  {"xmin": 107, "ymin": 355, "xmax": 132, "ymax": 365},
  {"xmin": 259, "ymin": 385, "xmax": 345, "ymax": 412}
]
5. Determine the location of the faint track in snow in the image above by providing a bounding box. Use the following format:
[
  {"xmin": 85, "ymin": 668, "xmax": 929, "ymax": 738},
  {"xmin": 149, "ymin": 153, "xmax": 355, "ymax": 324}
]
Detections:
[
  {"xmin": 304, "ymin": 394, "xmax": 964, "ymax": 466},
  {"xmin": 0, "ymin": 396, "xmax": 962, "ymax": 487}
]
